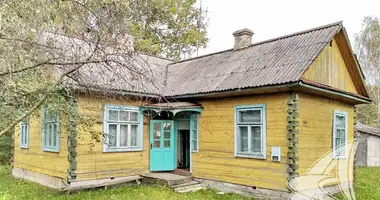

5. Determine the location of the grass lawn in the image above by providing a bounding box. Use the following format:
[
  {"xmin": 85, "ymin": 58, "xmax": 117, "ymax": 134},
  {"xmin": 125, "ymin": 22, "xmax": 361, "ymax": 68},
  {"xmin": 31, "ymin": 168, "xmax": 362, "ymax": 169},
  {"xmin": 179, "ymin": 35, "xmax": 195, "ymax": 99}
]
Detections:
[
  {"xmin": 335, "ymin": 167, "xmax": 380, "ymax": 200},
  {"xmin": 0, "ymin": 166, "xmax": 253, "ymax": 200},
  {"xmin": 2, "ymin": 166, "xmax": 380, "ymax": 200}
]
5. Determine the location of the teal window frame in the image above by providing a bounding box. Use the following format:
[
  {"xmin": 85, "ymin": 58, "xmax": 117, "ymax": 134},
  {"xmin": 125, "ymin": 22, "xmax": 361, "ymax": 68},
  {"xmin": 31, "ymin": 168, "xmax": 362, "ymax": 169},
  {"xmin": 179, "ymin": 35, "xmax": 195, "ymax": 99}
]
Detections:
[
  {"xmin": 103, "ymin": 105, "xmax": 144, "ymax": 152},
  {"xmin": 20, "ymin": 120, "xmax": 29, "ymax": 149},
  {"xmin": 190, "ymin": 113, "xmax": 199, "ymax": 152},
  {"xmin": 333, "ymin": 110, "xmax": 348, "ymax": 159},
  {"xmin": 234, "ymin": 104, "xmax": 266, "ymax": 159},
  {"xmin": 41, "ymin": 108, "xmax": 60, "ymax": 152}
]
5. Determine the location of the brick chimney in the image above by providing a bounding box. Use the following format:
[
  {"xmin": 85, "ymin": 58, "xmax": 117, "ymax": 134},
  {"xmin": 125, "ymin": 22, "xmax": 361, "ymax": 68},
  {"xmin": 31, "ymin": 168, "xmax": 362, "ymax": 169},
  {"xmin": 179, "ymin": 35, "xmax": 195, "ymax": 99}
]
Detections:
[{"xmin": 233, "ymin": 28, "xmax": 254, "ymax": 50}]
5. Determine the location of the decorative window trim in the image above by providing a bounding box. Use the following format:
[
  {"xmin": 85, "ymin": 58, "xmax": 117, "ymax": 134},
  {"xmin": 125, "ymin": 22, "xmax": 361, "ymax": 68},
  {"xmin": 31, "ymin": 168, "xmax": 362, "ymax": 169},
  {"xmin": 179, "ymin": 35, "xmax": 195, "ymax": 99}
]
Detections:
[
  {"xmin": 190, "ymin": 113, "xmax": 199, "ymax": 153},
  {"xmin": 333, "ymin": 110, "xmax": 348, "ymax": 159},
  {"xmin": 102, "ymin": 105, "xmax": 143, "ymax": 152},
  {"xmin": 234, "ymin": 104, "xmax": 266, "ymax": 159},
  {"xmin": 41, "ymin": 108, "xmax": 60, "ymax": 152},
  {"xmin": 19, "ymin": 120, "xmax": 29, "ymax": 149}
]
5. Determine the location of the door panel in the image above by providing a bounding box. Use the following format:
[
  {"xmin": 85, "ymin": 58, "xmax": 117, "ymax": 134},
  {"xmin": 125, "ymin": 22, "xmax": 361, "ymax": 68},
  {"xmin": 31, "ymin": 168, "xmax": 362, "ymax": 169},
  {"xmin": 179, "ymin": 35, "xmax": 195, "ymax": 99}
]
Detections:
[{"xmin": 150, "ymin": 120, "xmax": 175, "ymax": 171}]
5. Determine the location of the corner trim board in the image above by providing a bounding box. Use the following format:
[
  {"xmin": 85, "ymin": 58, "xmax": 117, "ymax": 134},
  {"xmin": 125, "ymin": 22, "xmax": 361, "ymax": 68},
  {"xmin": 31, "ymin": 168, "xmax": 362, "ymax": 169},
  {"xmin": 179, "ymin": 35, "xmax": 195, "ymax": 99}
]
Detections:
[
  {"xmin": 67, "ymin": 95, "xmax": 78, "ymax": 182},
  {"xmin": 287, "ymin": 93, "xmax": 299, "ymax": 178}
]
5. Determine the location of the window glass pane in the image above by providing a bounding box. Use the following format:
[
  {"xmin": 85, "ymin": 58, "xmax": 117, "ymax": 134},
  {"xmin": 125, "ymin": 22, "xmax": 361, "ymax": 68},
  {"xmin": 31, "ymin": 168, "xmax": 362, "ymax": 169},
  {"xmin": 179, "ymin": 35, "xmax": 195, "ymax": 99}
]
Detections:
[
  {"xmin": 335, "ymin": 115, "xmax": 345, "ymax": 128},
  {"xmin": 192, "ymin": 115, "xmax": 198, "ymax": 129},
  {"xmin": 120, "ymin": 125, "xmax": 128, "ymax": 147},
  {"xmin": 20, "ymin": 125, "xmax": 25, "ymax": 144},
  {"xmin": 52, "ymin": 123, "xmax": 57, "ymax": 147},
  {"xmin": 164, "ymin": 132, "xmax": 170, "ymax": 139},
  {"xmin": 108, "ymin": 110, "xmax": 118, "ymax": 121},
  {"xmin": 47, "ymin": 124, "xmax": 52, "ymax": 146},
  {"xmin": 108, "ymin": 124, "xmax": 117, "ymax": 147},
  {"xmin": 130, "ymin": 112, "xmax": 138, "ymax": 122},
  {"xmin": 154, "ymin": 141, "xmax": 160, "ymax": 148},
  {"xmin": 154, "ymin": 130, "xmax": 161, "ymax": 140},
  {"xmin": 163, "ymin": 122, "xmax": 171, "ymax": 130},
  {"xmin": 239, "ymin": 110, "xmax": 261, "ymax": 123},
  {"xmin": 23, "ymin": 126, "xmax": 27, "ymax": 145},
  {"xmin": 164, "ymin": 140, "xmax": 170, "ymax": 148},
  {"xmin": 251, "ymin": 126, "xmax": 262, "ymax": 153},
  {"xmin": 119, "ymin": 111, "xmax": 129, "ymax": 121},
  {"xmin": 193, "ymin": 130, "xmax": 198, "ymax": 140},
  {"xmin": 239, "ymin": 126, "xmax": 248, "ymax": 152},
  {"xmin": 192, "ymin": 140, "xmax": 198, "ymax": 151},
  {"xmin": 337, "ymin": 129, "xmax": 345, "ymax": 138},
  {"xmin": 131, "ymin": 125, "xmax": 138, "ymax": 146}
]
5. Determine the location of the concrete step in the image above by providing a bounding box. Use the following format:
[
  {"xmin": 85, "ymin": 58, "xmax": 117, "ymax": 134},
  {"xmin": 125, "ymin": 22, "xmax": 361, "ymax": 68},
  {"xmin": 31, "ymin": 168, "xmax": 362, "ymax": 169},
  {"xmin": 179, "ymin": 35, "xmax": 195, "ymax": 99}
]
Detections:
[
  {"xmin": 171, "ymin": 181, "xmax": 200, "ymax": 189},
  {"xmin": 175, "ymin": 184, "xmax": 205, "ymax": 193},
  {"xmin": 140, "ymin": 173, "xmax": 191, "ymax": 186}
]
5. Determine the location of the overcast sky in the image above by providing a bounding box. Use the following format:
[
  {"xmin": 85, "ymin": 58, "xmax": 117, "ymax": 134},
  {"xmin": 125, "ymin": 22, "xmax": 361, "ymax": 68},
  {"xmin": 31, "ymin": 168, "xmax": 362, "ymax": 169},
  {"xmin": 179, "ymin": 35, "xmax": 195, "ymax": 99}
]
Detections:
[{"xmin": 196, "ymin": 0, "xmax": 380, "ymax": 56}]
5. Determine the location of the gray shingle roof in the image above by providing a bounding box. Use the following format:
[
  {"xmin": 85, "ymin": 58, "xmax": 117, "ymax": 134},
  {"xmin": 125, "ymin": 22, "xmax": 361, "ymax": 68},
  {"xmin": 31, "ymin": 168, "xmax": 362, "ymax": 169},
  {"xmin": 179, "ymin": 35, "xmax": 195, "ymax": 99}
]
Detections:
[
  {"xmin": 164, "ymin": 22, "xmax": 343, "ymax": 96},
  {"xmin": 356, "ymin": 122, "xmax": 380, "ymax": 136}
]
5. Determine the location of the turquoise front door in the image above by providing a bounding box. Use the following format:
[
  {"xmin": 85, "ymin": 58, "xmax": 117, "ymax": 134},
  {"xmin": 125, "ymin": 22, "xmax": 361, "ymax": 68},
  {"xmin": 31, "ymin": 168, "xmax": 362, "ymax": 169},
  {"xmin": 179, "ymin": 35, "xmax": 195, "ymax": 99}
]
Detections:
[{"xmin": 150, "ymin": 120, "xmax": 175, "ymax": 171}]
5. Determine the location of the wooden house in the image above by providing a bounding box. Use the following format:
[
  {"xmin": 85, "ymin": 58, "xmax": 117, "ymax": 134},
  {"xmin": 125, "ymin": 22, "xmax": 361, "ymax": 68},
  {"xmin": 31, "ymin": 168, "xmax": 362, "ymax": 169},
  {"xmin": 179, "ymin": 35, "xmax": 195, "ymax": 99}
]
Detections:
[{"xmin": 13, "ymin": 21, "xmax": 370, "ymax": 199}]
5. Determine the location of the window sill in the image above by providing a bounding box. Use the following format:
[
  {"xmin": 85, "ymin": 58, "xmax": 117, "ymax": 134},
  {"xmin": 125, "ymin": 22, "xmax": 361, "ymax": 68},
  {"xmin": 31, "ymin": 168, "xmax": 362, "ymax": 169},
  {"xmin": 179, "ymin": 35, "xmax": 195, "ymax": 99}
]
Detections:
[
  {"xmin": 42, "ymin": 148, "xmax": 60, "ymax": 153},
  {"xmin": 103, "ymin": 148, "xmax": 143, "ymax": 153},
  {"xmin": 20, "ymin": 146, "xmax": 29, "ymax": 149},
  {"xmin": 235, "ymin": 153, "xmax": 266, "ymax": 160},
  {"xmin": 334, "ymin": 156, "xmax": 347, "ymax": 160}
]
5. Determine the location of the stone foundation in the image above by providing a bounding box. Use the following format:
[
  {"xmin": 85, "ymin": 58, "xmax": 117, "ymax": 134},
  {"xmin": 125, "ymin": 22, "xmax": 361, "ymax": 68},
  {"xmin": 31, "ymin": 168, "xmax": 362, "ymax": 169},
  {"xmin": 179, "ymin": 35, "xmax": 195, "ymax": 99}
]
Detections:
[
  {"xmin": 12, "ymin": 167, "xmax": 68, "ymax": 190},
  {"xmin": 195, "ymin": 178, "xmax": 343, "ymax": 200},
  {"xmin": 194, "ymin": 178, "xmax": 290, "ymax": 199}
]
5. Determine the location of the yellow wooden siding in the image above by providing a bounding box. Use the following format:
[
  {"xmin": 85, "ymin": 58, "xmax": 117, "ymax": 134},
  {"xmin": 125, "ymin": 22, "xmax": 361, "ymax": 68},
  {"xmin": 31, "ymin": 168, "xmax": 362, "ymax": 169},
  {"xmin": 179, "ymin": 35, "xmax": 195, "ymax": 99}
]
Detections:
[
  {"xmin": 302, "ymin": 38, "xmax": 358, "ymax": 94},
  {"xmin": 193, "ymin": 93, "xmax": 289, "ymax": 191},
  {"xmin": 14, "ymin": 112, "xmax": 69, "ymax": 179},
  {"xmin": 75, "ymin": 95, "xmax": 150, "ymax": 181},
  {"xmin": 298, "ymin": 93, "xmax": 355, "ymax": 175}
]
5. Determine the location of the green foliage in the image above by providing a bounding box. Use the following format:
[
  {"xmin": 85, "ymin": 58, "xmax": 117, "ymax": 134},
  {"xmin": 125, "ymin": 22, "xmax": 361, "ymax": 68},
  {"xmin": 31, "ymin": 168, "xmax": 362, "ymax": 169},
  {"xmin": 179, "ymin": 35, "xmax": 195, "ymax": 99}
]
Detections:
[
  {"xmin": 129, "ymin": 0, "xmax": 208, "ymax": 59},
  {"xmin": 0, "ymin": 165, "xmax": 252, "ymax": 200},
  {"xmin": 0, "ymin": 132, "xmax": 11, "ymax": 165},
  {"xmin": 355, "ymin": 16, "xmax": 380, "ymax": 127}
]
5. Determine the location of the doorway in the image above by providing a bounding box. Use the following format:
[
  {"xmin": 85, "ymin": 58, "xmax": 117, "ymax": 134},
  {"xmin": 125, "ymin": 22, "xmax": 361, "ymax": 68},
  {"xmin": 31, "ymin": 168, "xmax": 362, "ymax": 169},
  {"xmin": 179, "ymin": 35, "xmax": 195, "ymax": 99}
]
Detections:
[{"xmin": 178, "ymin": 130, "xmax": 190, "ymax": 169}]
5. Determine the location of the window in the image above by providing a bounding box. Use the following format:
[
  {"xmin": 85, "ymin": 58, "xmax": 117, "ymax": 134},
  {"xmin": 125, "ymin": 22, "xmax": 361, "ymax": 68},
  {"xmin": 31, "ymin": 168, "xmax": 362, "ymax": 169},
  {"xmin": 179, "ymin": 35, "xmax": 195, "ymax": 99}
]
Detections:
[
  {"xmin": 42, "ymin": 109, "xmax": 60, "ymax": 152},
  {"xmin": 20, "ymin": 119, "xmax": 29, "ymax": 148},
  {"xmin": 190, "ymin": 113, "xmax": 199, "ymax": 152},
  {"xmin": 333, "ymin": 110, "xmax": 348, "ymax": 159},
  {"xmin": 234, "ymin": 104, "xmax": 266, "ymax": 159},
  {"xmin": 103, "ymin": 105, "xmax": 143, "ymax": 152}
]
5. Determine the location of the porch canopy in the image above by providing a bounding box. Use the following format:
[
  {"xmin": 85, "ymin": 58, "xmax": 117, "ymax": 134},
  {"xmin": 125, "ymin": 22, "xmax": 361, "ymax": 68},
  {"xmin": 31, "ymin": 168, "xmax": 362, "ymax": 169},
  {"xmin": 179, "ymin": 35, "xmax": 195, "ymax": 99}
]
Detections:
[{"xmin": 141, "ymin": 102, "xmax": 202, "ymax": 116}]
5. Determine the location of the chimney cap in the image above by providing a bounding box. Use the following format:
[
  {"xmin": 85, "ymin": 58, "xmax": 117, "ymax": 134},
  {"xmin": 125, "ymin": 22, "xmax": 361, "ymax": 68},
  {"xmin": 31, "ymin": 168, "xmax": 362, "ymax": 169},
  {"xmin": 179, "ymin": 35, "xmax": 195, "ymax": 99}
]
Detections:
[{"xmin": 233, "ymin": 28, "xmax": 254, "ymax": 37}]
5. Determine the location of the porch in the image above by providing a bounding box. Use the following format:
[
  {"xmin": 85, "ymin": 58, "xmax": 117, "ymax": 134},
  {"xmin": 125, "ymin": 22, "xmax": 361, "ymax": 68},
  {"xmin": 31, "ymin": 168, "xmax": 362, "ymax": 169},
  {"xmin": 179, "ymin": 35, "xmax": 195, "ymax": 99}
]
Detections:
[{"xmin": 141, "ymin": 102, "xmax": 202, "ymax": 174}]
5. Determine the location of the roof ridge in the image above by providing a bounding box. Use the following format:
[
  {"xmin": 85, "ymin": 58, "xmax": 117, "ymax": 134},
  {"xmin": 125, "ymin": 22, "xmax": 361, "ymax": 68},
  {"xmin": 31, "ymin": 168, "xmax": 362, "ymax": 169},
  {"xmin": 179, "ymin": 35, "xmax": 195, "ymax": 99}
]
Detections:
[{"xmin": 170, "ymin": 21, "xmax": 343, "ymax": 65}]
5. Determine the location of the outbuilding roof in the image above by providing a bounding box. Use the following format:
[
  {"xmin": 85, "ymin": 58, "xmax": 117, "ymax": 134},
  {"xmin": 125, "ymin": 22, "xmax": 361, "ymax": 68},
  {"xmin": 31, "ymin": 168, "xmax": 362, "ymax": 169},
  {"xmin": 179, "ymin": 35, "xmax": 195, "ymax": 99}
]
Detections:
[{"xmin": 356, "ymin": 122, "xmax": 380, "ymax": 136}]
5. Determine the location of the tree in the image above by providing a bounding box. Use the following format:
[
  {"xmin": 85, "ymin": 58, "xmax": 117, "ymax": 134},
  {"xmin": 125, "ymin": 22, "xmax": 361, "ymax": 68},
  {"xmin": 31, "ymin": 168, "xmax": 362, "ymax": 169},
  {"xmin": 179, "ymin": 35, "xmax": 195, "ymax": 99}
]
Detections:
[
  {"xmin": 355, "ymin": 16, "xmax": 380, "ymax": 127},
  {"xmin": 128, "ymin": 0, "xmax": 208, "ymax": 59},
  {"xmin": 0, "ymin": 0, "xmax": 208, "ymax": 140}
]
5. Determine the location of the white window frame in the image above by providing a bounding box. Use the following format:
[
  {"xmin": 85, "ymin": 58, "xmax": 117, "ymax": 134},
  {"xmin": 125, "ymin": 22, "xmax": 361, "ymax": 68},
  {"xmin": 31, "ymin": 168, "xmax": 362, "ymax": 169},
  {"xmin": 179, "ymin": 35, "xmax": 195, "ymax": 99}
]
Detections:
[
  {"xmin": 234, "ymin": 104, "xmax": 266, "ymax": 159},
  {"xmin": 20, "ymin": 120, "xmax": 29, "ymax": 149},
  {"xmin": 333, "ymin": 110, "xmax": 348, "ymax": 159},
  {"xmin": 41, "ymin": 108, "xmax": 60, "ymax": 152},
  {"xmin": 103, "ymin": 105, "xmax": 143, "ymax": 152},
  {"xmin": 190, "ymin": 113, "xmax": 199, "ymax": 153}
]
